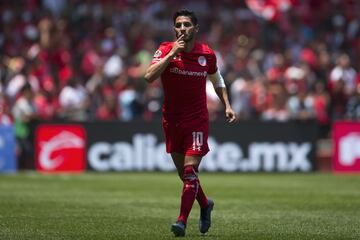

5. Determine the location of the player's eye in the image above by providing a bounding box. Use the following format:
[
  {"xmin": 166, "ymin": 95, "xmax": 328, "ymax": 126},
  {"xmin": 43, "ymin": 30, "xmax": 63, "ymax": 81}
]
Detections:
[
  {"xmin": 183, "ymin": 22, "xmax": 192, "ymax": 27},
  {"xmin": 175, "ymin": 22, "xmax": 193, "ymax": 28}
]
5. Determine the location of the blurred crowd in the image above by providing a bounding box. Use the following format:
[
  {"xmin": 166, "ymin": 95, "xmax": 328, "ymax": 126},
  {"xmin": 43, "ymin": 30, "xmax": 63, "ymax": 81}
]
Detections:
[{"xmin": 1, "ymin": 0, "xmax": 360, "ymax": 139}]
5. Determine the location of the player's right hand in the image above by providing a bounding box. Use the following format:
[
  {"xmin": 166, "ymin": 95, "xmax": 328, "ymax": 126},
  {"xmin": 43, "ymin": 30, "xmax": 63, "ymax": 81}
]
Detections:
[{"xmin": 170, "ymin": 34, "xmax": 185, "ymax": 56}]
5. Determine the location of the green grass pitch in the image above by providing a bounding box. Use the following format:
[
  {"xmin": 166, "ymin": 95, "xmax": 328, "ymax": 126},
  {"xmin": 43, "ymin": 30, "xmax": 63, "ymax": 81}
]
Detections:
[{"xmin": 0, "ymin": 172, "xmax": 359, "ymax": 240}]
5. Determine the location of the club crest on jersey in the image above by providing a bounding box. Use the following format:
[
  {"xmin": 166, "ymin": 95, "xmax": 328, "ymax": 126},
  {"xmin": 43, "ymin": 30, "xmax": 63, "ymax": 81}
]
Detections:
[
  {"xmin": 154, "ymin": 50, "xmax": 162, "ymax": 58},
  {"xmin": 198, "ymin": 56, "xmax": 206, "ymax": 66}
]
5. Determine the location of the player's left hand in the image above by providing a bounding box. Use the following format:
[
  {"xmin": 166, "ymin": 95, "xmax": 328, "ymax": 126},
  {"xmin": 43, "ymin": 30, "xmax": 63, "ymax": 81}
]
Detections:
[{"xmin": 225, "ymin": 107, "xmax": 237, "ymax": 123}]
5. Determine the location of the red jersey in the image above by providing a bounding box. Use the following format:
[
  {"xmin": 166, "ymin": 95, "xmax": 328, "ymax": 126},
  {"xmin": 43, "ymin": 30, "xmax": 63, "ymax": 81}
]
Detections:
[{"xmin": 151, "ymin": 42, "xmax": 217, "ymax": 121}]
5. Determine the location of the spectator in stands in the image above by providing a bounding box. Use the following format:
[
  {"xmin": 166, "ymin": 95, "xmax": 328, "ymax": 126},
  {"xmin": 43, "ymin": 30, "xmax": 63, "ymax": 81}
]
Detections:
[
  {"xmin": 261, "ymin": 83, "xmax": 290, "ymax": 122},
  {"xmin": 287, "ymin": 89, "xmax": 315, "ymax": 121},
  {"xmin": 313, "ymin": 81, "xmax": 331, "ymax": 137},
  {"xmin": 33, "ymin": 89, "xmax": 59, "ymax": 120},
  {"xmin": 95, "ymin": 87, "xmax": 118, "ymax": 121},
  {"xmin": 0, "ymin": 0, "xmax": 358, "ymax": 133},
  {"xmin": 330, "ymin": 78, "xmax": 348, "ymax": 121},
  {"xmin": 346, "ymin": 84, "xmax": 360, "ymax": 120},
  {"xmin": 11, "ymin": 82, "xmax": 38, "ymax": 169},
  {"xmin": 250, "ymin": 76, "xmax": 268, "ymax": 118},
  {"xmin": 265, "ymin": 53, "xmax": 286, "ymax": 83},
  {"xmin": 58, "ymin": 77, "xmax": 89, "ymax": 121},
  {"xmin": 0, "ymin": 93, "xmax": 12, "ymax": 125},
  {"xmin": 329, "ymin": 53, "xmax": 357, "ymax": 96},
  {"xmin": 117, "ymin": 82, "xmax": 143, "ymax": 121},
  {"xmin": 230, "ymin": 77, "xmax": 253, "ymax": 120}
]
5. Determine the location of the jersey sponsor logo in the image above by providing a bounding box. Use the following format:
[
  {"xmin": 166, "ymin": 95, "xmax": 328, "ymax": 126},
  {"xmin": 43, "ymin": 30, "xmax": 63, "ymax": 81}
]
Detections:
[
  {"xmin": 198, "ymin": 56, "xmax": 206, "ymax": 66},
  {"xmin": 35, "ymin": 124, "xmax": 86, "ymax": 173},
  {"xmin": 153, "ymin": 50, "xmax": 162, "ymax": 58},
  {"xmin": 169, "ymin": 67, "xmax": 207, "ymax": 77}
]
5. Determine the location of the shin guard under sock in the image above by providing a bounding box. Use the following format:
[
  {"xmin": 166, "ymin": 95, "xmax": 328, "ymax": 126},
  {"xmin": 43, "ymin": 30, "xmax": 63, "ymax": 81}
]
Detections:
[{"xmin": 178, "ymin": 165, "xmax": 199, "ymax": 224}]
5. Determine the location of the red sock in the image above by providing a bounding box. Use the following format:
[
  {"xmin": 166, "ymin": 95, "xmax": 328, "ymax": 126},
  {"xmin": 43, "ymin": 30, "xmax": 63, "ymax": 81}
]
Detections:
[
  {"xmin": 178, "ymin": 165, "xmax": 199, "ymax": 224},
  {"xmin": 180, "ymin": 181, "xmax": 207, "ymax": 207},
  {"xmin": 194, "ymin": 167, "xmax": 208, "ymax": 209},
  {"xmin": 196, "ymin": 184, "xmax": 209, "ymax": 209}
]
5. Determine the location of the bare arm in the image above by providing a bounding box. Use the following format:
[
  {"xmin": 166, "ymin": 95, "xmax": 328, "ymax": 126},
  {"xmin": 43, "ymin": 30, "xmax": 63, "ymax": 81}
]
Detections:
[
  {"xmin": 144, "ymin": 35, "xmax": 185, "ymax": 83},
  {"xmin": 208, "ymin": 70, "xmax": 236, "ymax": 122},
  {"xmin": 214, "ymin": 87, "xmax": 236, "ymax": 123},
  {"xmin": 144, "ymin": 53, "xmax": 175, "ymax": 83}
]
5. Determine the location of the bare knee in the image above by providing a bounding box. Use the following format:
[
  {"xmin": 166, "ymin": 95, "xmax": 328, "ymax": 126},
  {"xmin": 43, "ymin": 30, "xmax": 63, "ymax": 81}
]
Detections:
[{"xmin": 184, "ymin": 155, "xmax": 202, "ymax": 169}]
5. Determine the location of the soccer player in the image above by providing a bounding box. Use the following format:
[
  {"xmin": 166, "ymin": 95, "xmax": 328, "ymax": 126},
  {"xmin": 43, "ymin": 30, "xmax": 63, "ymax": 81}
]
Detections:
[{"xmin": 144, "ymin": 9, "xmax": 236, "ymax": 237}]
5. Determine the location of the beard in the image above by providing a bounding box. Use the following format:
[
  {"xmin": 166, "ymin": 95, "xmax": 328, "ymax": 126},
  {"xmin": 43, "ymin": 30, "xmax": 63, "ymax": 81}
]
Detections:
[{"xmin": 184, "ymin": 33, "xmax": 194, "ymax": 42}]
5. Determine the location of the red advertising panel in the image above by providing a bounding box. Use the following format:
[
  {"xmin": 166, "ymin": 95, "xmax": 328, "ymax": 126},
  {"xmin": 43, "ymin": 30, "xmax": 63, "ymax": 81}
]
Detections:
[
  {"xmin": 333, "ymin": 122, "xmax": 360, "ymax": 173},
  {"xmin": 35, "ymin": 124, "xmax": 86, "ymax": 173}
]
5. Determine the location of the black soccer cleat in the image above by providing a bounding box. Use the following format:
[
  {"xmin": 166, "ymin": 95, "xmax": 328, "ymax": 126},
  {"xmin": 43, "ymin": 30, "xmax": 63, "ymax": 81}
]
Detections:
[
  {"xmin": 171, "ymin": 221, "xmax": 186, "ymax": 237},
  {"xmin": 199, "ymin": 198, "xmax": 214, "ymax": 234}
]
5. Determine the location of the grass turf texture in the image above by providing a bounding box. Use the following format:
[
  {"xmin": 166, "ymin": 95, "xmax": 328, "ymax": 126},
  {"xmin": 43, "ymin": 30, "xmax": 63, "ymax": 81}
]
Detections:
[{"xmin": 0, "ymin": 173, "xmax": 359, "ymax": 240}]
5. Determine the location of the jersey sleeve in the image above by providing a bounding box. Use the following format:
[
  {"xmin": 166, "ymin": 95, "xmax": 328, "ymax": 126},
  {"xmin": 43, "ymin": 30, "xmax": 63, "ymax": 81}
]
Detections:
[
  {"xmin": 150, "ymin": 42, "xmax": 172, "ymax": 65},
  {"xmin": 207, "ymin": 49, "xmax": 218, "ymax": 75}
]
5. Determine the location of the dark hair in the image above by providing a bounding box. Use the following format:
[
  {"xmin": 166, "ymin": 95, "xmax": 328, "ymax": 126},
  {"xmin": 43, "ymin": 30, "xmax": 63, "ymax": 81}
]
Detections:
[
  {"xmin": 20, "ymin": 82, "xmax": 32, "ymax": 93},
  {"xmin": 173, "ymin": 9, "xmax": 198, "ymax": 26}
]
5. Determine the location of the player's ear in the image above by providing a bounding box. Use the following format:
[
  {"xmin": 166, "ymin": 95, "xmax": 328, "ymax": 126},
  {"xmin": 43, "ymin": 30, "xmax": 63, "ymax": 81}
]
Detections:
[{"xmin": 195, "ymin": 25, "xmax": 199, "ymax": 33}]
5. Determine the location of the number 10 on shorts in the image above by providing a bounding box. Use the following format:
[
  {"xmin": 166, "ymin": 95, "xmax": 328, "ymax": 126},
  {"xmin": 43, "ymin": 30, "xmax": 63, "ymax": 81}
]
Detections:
[{"xmin": 192, "ymin": 131, "xmax": 203, "ymax": 151}]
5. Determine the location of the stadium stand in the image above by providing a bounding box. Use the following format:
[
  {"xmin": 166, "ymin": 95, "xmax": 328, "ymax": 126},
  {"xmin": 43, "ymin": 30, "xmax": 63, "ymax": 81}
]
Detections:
[{"xmin": 0, "ymin": 0, "xmax": 359, "ymax": 138}]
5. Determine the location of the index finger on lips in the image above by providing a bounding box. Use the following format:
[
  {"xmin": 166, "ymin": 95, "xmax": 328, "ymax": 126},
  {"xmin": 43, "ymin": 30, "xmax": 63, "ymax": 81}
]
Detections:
[{"xmin": 177, "ymin": 34, "xmax": 184, "ymax": 41}]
